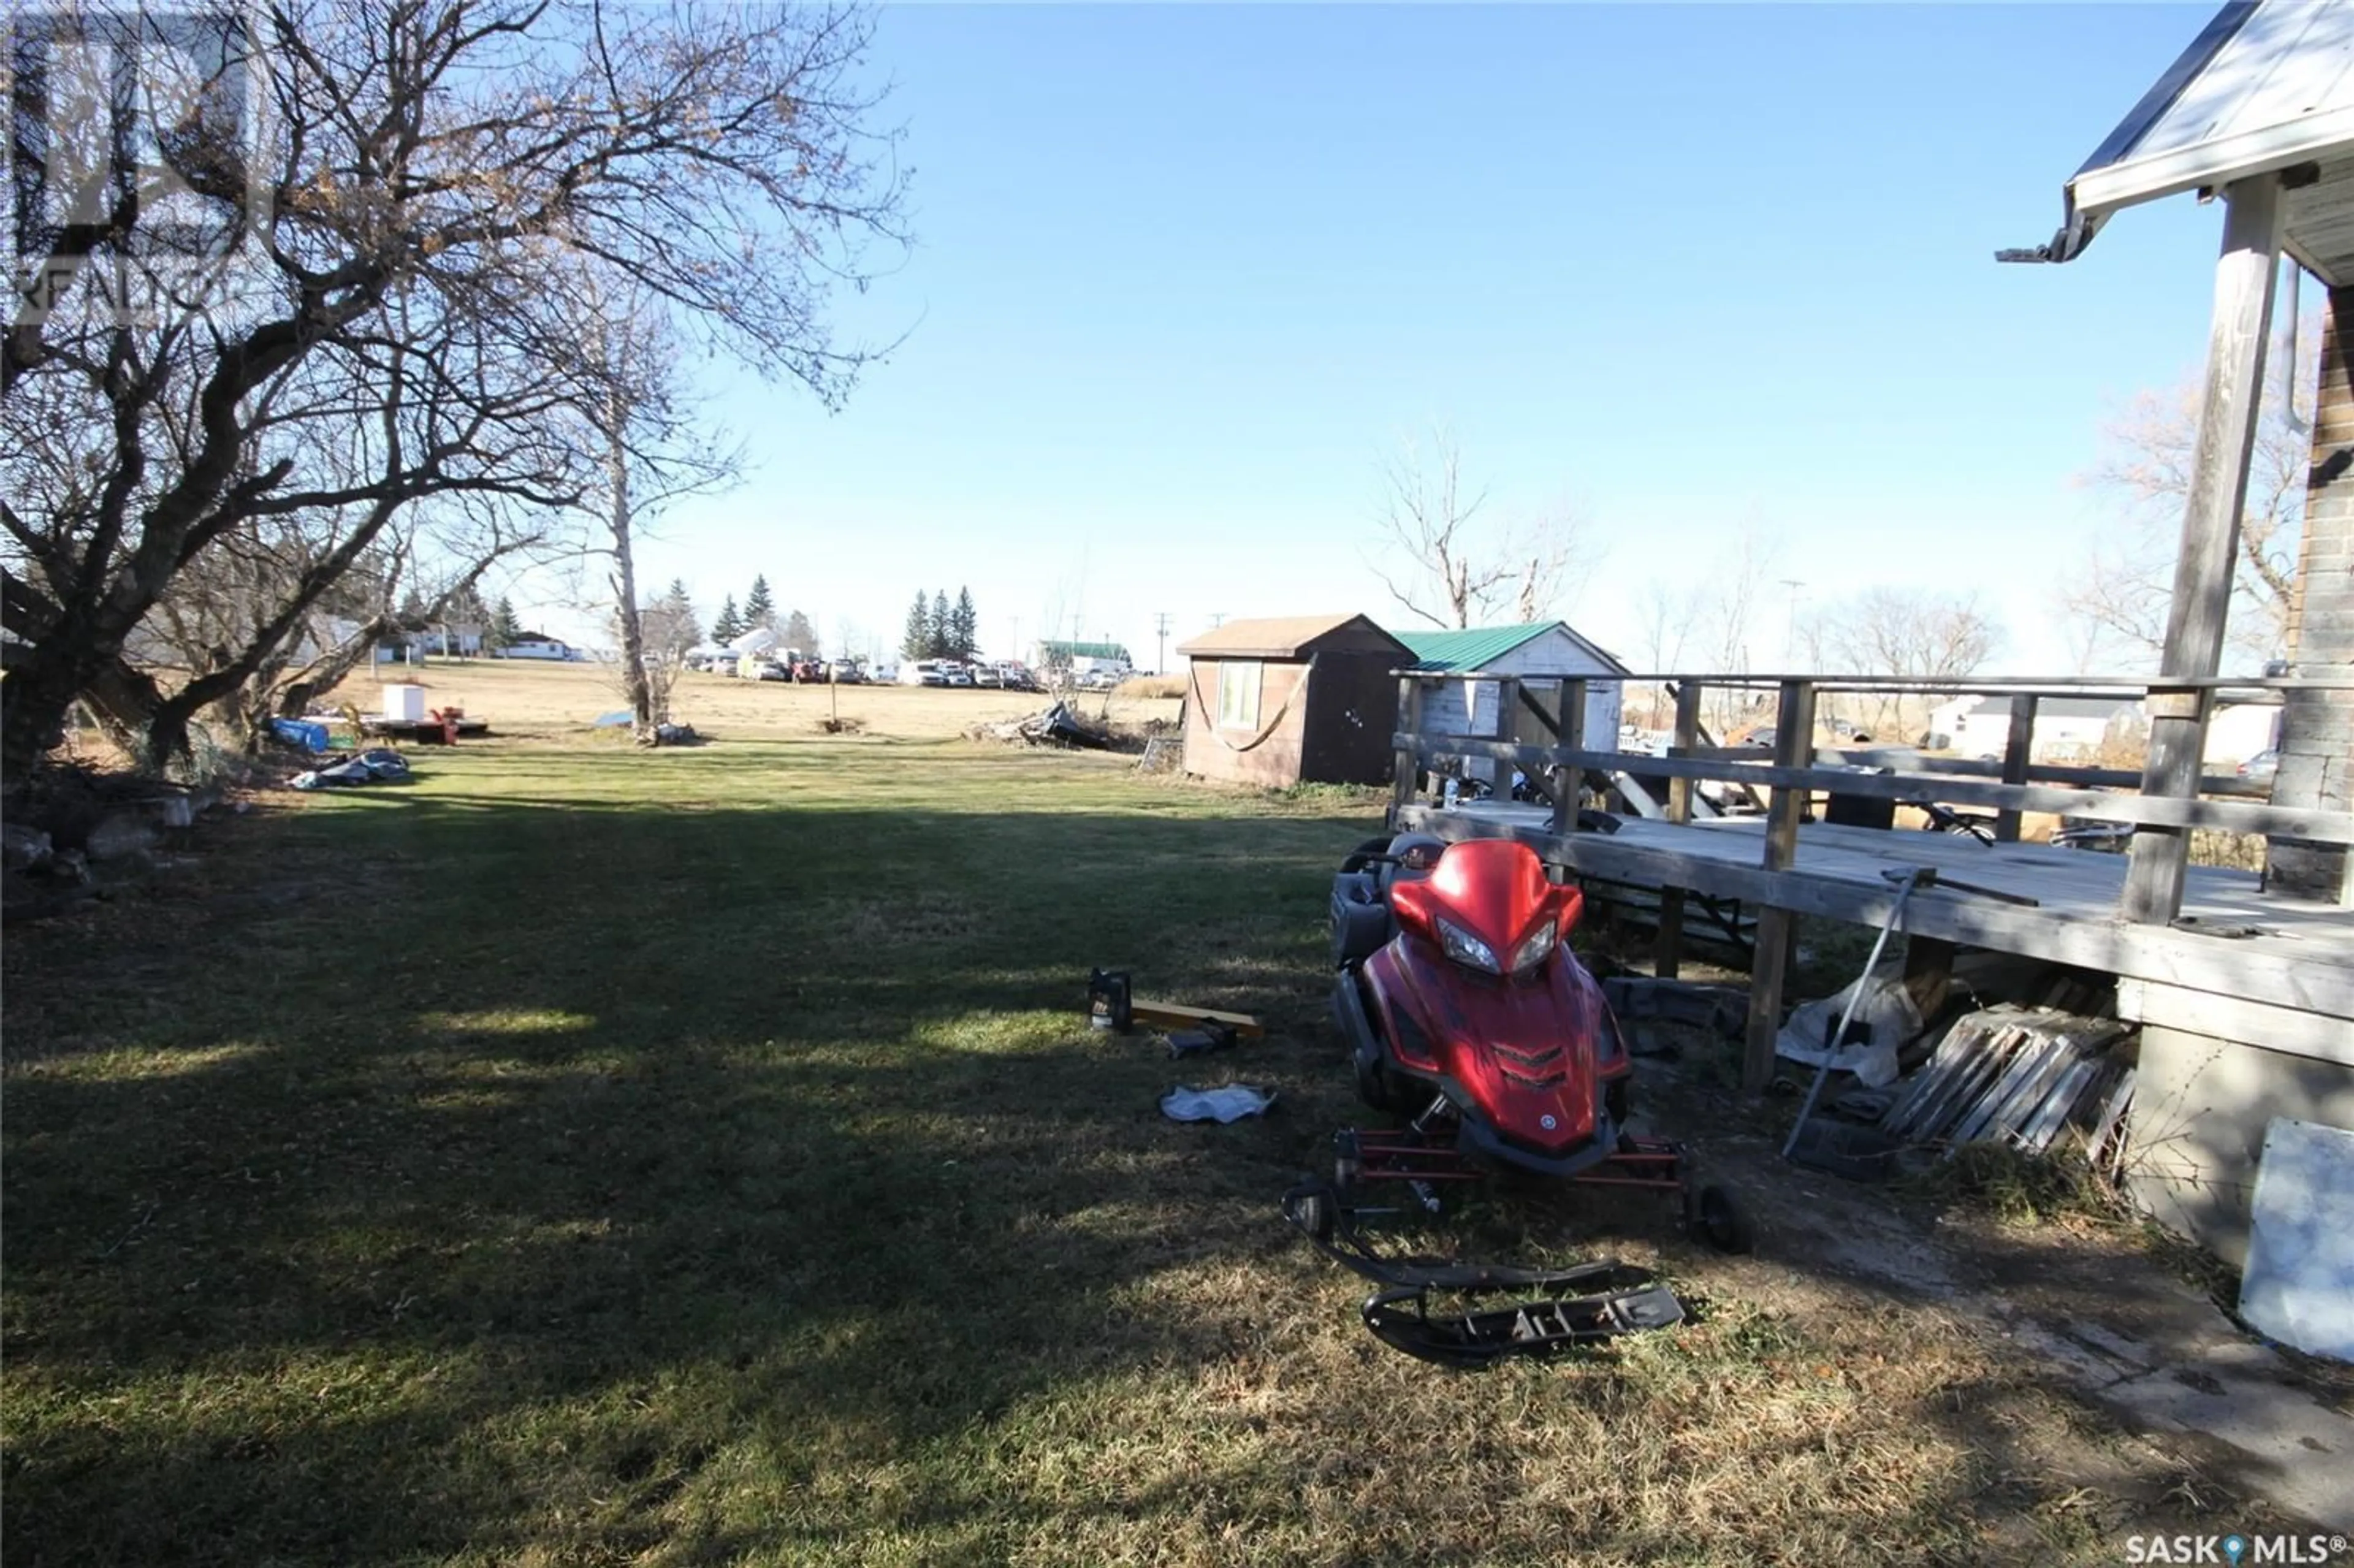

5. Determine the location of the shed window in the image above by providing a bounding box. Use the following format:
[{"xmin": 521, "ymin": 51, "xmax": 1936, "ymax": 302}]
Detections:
[{"xmin": 1216, "ymin": 660, "xmax": 1263, "ymax": 730}]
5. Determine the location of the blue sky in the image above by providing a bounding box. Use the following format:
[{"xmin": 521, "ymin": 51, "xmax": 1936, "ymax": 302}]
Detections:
[{"xmin": 528, "ymin": 2, "xmax": 2261, "ymax": 674}]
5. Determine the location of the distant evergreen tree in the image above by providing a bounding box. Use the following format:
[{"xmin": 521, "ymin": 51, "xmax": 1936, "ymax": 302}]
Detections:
[
  {"xmin": 744, "ymin": 574, "xmax": 777, "ymax": 631},
  {"xmin": 901, "ymin": 591, "xmax": 931, "ymax": 660},
  {"xmin": 782, "ymin": 609, "xmax": 818, "ymax": 656},
  {"xmin": 490, "ymin": 596, "xmax": 523, "ymax": 649},
  {"xmin": 711, "ymin": 594, "xmax": 742, "ymax": 644},
  {"xmin": 950, "ymin": 587, "xmax": 978, "ymax": 660},
  {"xmin": 927, "ymin": 590, "xmax": 950, "ymax": 659},
  {"xmin": 663, "ymin": 579, "xmax": 701, "ymax": 646}
]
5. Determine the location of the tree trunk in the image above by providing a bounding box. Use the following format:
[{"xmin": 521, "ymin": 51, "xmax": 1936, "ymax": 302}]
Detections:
[
  {"xmin": 1, "ymin": 652, "xmax": 86, "ymax": 783},
  {"xmin": 605, "ymin": 402, "xmax": 660, "ymax": 745}
]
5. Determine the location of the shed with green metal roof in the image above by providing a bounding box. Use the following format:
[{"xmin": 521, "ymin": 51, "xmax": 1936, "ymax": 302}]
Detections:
[{"xmin": 1391, "ymin": 621, "xmax": 1630, "ymax": 755}]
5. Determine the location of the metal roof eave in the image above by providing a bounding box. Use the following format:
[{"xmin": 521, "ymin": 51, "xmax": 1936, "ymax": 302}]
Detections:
[
  {"xmin": 2075, "ymin": 105, "xmax": 2354, "ymax": 217},
  {"xmin": 1995, "ymin": 0, "xmax": 2263, "ymax": 266},
  {"xmin": 2001, "ymin": 111, "xmax": 2354, "ymax": 268}
]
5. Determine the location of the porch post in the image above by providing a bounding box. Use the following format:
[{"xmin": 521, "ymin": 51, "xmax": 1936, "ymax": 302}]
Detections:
[{"xmin": 2124, "ymin": 173, "xmax": 2284, "ymax": 924}]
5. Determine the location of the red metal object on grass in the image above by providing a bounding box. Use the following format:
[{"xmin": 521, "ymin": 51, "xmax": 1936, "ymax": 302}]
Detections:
[
  {"xmin": 1325, "ymin": 833, "xmax": 1748, "ymax": 1240},
  {"xmin": 1295, "ymin": 833, "xmax": 1751, "ymax": 1364},
  {"xmin": 1343, "ymin": 838, "xmax": 1630, "ymax": 1176}
]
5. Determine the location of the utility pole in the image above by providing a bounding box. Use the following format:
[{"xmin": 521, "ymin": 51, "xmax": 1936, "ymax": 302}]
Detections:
[
  {"xmin": 1154, "ymin": 612, "xmax": 1171, "ymax": 674},
  {"xmin": 1778, "ymin": 579, "xmax": 1806, "ymax": 670},
  {"xmin": 1210, "ymin": 612, "xmax": 1226, "ymax": 629}
]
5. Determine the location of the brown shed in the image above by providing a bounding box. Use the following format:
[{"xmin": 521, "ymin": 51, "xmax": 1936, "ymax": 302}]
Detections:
[{"xmin": 1177, "ymin": 614, "xmax": 1414, "ymax": 786}]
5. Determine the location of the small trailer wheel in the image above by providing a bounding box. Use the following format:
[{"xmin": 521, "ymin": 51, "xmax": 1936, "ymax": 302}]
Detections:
[
  {"xmin": 1286, "ymin": 1184, "xmax": 1338, "ymax": 1243},
  {"xmin": 1687, "ymin": 1184, "xmax": 1754, "ymax": 1255}
]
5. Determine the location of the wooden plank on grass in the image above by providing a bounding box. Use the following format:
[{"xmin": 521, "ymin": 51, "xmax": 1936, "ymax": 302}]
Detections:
[{"xmin": 1130, "ymin": 1002, "xmax": 1265, "ymax": 1038}]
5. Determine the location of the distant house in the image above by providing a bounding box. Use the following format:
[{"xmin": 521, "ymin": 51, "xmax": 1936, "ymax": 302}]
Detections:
[
  {"xmin": 1392, "ymin": 622, "xmax": 1629, "ymax": 751},
  {"xmin": 1926, "ymin": 695, "xmax": 2143, "ymax": 761},
  {"xmin": 2204, "ymin": 701, "xmax": 2282, "ymax": 767},
  {"xmin": 373, "ymin": 624, "xmax": 484, "ymax": 663},
  {"xmin": 1176, "ymin": 614, "xmax": 1412, "ymax": 787},
  {"xmin": 415, "ymin": 623, "xmax": 484, "ymax": 657},
  {"xmin": 498, "ymin": 632, "xmax": 574, "ymax": 661}
]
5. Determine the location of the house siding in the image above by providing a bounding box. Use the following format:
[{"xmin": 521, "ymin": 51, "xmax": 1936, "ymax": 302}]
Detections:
[{"xmin": 2269, "ymin": 281, "xmax": 2354, "ymax": 899}]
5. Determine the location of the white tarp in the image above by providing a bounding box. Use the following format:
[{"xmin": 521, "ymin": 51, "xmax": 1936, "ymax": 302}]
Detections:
[
  {"xmin": 2240, "ymin": 1116, "xmax": 2354, "ymax": 1363},
  {"xmin": 1773, "ymin": 962, "xmax": 1921, "ymax": 1090}
]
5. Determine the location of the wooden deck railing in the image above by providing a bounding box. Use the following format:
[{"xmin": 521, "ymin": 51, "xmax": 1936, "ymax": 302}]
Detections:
[
  {"xmin": 1388, "ymin": 670, "xmax": 2354, "ymax": 908},
  {"xmin": 1390, "ymin": 669, "xmax": 2353, "ymax": 1094}
]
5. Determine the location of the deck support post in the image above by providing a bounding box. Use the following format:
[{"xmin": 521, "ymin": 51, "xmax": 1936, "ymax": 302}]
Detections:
[
  {"xmin": 1743, "ymin": 679, "xmax": 1817, "ymax": 1095},
  {"xmin": 1995, "ymin": 695, "xmax": 2038, "ymax": 843},
  {"xmin": 1390, "ymin": 676, "xmax": 1424, "ymax": 828},
  {"xmin": 1488, "ymin": 677, "xmax": 1520, "ymax": 802},
  {"xmin": 1551, "ymin": 678, "xmax": 1587, "ymax": 834},
  {"xmin": 1653, "ymin": 681, "xmax": 1703, "ymax": 978},
  {"xmin": 2125, "ymin": 173, "xmax": 2283, "ymax": 924}
]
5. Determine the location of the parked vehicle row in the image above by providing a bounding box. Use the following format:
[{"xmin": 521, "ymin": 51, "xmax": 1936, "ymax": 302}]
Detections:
[
  {"xmin": 684, "ymin": 650, "xmax": 872, "ymax": 683},
  {"xmin": 899, "ymin": 659, "xmax": 1044, "ymax": 690},
  {"xmin": 672, "ymin": 649, "xmax": 1119, "ymax": 692}
]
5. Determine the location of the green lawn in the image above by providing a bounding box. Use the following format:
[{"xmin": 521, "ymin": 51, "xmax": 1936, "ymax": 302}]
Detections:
[{"xmin": 1, "ymin": 733, "xmax": 2245, "ymax": 1565}]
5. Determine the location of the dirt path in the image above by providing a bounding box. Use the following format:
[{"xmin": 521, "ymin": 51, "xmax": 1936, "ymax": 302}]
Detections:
[{"xmin": 1650, "ymin": 1061, "xmax": 2354, "ymax": 1532}]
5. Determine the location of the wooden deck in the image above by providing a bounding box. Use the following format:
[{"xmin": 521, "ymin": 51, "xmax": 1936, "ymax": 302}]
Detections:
[{"xmin": 1395, "ymin": 802, "xmax": 2354, "ymax": 1062}]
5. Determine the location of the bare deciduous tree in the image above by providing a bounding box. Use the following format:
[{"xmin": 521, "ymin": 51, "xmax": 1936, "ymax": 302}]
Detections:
[
  {"xmin": 1694, "ymin": 522, "xmax": 1782, "ymax": 734},
  {"xmin": 1628, "ymin": 576, "xmax": 1702, "ymax": 728},
  {"xmin": 135, "ymin": 496, "xmax": 550, "ymax": 746},
  {"xmin": 1369, "ymin": 428, "xmax": 1598, "ymax": 630},
  {"xmin": 2059, "ymin": 316, "xmax": 2317, "ymax": 669},
  {"xmin": 622, "ymin": 584, "xmax": 701, "ymax": 730},
  {"xmin": 1813, "ymin": 587, "xmax": 2002, "ymax": 736},
  {"xmin": 563, "ymin": 275, "xmax": 739, "ymax": 745},
  {"xmin": 2, "ymin": 0, "xmax": 908, "ymax": 778}
]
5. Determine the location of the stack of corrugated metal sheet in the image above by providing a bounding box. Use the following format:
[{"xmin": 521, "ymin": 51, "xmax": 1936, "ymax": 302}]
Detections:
[{"xmin": 1878, "ymin": 1004, "xmax": 2133, "ymax": 1157}]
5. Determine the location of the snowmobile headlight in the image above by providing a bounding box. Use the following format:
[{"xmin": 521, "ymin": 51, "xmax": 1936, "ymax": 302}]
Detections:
[
  {"xmin": 1435, "ymin": 917, "xmax": 1500, "ymax": 973},
  {"xmin": 1510, "ymin": 919, "xmax": 1556, "ymax": 975}
]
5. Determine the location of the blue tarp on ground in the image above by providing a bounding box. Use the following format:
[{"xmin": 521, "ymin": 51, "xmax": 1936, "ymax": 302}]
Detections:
[{"xmin": 268, "ymin": 717, "xmax": 332, "ymax": 753}]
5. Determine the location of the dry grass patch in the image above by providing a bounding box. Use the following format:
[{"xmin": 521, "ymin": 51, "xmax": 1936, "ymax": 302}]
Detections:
[
  {"xmin": 321, "ymin": 658, "xmax": 1181, "ymax": 744},
  {"xmin": 1, "ymin": 731, "xmax": 2272, "ymax": 1565}
]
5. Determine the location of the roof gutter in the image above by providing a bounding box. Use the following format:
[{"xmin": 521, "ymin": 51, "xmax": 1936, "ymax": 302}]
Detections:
[{"xmin": 1995, "ymin": 0, "xmax": 2257, "ymax": 265}]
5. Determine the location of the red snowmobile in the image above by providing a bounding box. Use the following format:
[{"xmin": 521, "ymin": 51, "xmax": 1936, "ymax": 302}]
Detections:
[{"xmin": 1288, "ymin": 832, "xmax": 1746, "ymax": 1364}]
